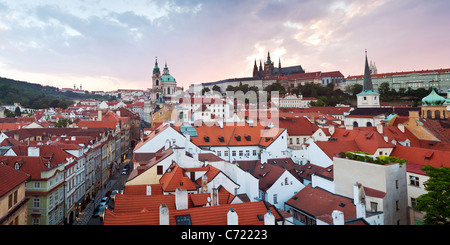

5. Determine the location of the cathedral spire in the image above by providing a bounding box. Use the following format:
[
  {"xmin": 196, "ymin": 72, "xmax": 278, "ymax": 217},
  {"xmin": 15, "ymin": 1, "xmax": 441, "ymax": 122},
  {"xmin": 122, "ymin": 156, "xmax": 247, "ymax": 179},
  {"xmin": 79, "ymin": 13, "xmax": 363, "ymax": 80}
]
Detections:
[
  {"xmin": 153, "ymin": 56, "xmax": 160, "ymax": 75},
  {"xmin": 265, "ymin": 51, "xmax": 272, "ymax": 65},
  {"xmin": 253, "ymin": 59, "xmax": 259, "ymax": 78},
  {"xmin": 363, "ymin": 50, "xmax": 373, "ymax": 91}
]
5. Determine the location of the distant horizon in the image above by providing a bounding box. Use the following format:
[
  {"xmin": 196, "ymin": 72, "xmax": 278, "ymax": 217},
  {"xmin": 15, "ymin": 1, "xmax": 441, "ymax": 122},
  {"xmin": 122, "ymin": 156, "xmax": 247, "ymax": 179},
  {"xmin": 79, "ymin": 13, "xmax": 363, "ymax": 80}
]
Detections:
[{"xmin": 1, "ymin": 1, "xmax": 449, "ymax": 91}]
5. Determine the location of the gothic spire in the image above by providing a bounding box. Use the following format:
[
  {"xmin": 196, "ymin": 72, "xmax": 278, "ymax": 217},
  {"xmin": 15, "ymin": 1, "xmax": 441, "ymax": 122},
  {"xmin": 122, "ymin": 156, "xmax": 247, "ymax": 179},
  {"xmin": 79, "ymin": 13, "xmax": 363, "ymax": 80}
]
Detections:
[{"xmin": 363, "ymin": 50, "xmax": 373, "ymax": 91}]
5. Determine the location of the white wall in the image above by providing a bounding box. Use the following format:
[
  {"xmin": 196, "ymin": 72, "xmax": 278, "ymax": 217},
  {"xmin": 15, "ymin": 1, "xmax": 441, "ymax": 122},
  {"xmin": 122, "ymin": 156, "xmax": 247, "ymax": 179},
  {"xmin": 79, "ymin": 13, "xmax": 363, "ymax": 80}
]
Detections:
[
  {"xmin": 266, "ymin": 170, "xmax": 305, "ymax": 210},
  {"xmin": 208, "ymin": 161, "xmax": 260, "ymax": 202},
  {"xmin": 306, "ymin": 139, "xmax": 333, "ymax": 168}
]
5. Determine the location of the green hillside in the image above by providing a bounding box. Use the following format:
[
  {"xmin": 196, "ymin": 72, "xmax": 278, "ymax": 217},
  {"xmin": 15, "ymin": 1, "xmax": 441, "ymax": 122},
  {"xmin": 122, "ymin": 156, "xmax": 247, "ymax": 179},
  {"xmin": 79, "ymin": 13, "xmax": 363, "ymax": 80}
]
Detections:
[{"xmin": 0, "ymin": 76, "xmax": 116, "ymax": 109}]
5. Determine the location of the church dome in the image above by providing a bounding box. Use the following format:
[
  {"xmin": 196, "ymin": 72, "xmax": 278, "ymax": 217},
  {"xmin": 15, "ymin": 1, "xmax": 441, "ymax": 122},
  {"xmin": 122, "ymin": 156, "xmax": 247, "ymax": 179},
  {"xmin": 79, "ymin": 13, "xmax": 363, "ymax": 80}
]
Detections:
[{"xmin": 422, "ymin": 88, "xmax": 446, "ymax": 106}]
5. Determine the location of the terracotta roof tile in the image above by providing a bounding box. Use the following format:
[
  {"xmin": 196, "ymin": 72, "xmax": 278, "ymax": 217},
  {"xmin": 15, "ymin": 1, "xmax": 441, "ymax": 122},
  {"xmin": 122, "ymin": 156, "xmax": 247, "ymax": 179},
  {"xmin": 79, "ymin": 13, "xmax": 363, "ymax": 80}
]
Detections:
[{"xmin": 0, "ymin": 163, "xmax": 30, "ymax": 198}]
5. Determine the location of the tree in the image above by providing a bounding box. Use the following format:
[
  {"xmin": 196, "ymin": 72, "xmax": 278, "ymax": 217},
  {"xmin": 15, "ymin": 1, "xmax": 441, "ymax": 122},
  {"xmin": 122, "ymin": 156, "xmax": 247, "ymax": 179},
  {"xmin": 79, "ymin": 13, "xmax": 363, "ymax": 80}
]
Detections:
[
  {"xmin": 212, "ymin": 85, "xmax": 221, "ymax": 93},
  {"xmin": 14, "ymin": 107, "xmax": 21, "ymax": 117},
  {"xmin": 55, "ymin": 118, "xmax": 71, "ymax": 128},
  {"xmin": 378, "ymin": 82, "xmax": 390, "ymax": 98},
  {"xmin": 345, "ymin": 83, "xmax": 363, "ymax": 96},
  {"xmin": 415, "ymin": 166, "xmax": 450, "ymax": 225}
]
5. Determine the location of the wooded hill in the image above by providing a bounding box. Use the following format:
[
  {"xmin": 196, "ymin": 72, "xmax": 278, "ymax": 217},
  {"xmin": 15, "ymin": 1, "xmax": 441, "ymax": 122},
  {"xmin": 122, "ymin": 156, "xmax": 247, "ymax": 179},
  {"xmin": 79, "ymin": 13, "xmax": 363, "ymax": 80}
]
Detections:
[{"xmin": 0, "ymin": 76, "xmax": 116, "ymax": 109}]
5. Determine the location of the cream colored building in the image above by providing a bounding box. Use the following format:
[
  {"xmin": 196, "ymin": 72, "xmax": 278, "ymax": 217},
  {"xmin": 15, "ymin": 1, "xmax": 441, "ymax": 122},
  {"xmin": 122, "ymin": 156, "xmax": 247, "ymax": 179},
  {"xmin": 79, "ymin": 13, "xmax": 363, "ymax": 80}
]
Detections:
[
  {"xmin": 0, "ymin": 164, "xmax": 30, "ymax": 225},
  {"xmin": 333, "ymin": 156, "xmax": 408, "ymax": 225}
]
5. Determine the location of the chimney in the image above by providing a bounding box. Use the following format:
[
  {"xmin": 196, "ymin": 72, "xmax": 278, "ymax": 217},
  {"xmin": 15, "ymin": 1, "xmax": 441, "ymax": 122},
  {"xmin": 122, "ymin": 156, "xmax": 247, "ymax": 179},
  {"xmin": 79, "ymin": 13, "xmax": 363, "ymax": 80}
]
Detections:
[
  {"xmin": 174, "ymin": 147, "xmax": 185, "ymax": 164},
  {"xmin": 159, "ymin": 204, "xmax": 169, "ymax": 225},
  {"xmin": 28, "ymin": 146, "xmax": 40, "ymax": 157},
  {"xmin": 164, "ymin": 139, "xmax": 171, "ymax": 150},
  {"xmin": 356, "ymin": 202, "xmax": 366, "ymax": 219},
  {"xmin": 261, "ymin": 150, "xmax": 269, "ymax": 164},
  {"xmin": 353, "ymin": 182, "xmax": 361, "ymax": 205},
  {"xmin": 184, "ymin": 133, "xmax": 191, "ymax": 148},
  {"xmin": 175, "ymin": 188, "xmax": 188, "ymax": 210},
  {"xmin": 397, "ymin": 123, "xmax": 405, "ymax": 133},
  {"xmin": 332, "ymin": 210, "xmax": 345, "ymax": 225},
  {"xmin": 211, "ymin": 187, "xmax": 218, "ymax": 206},
  {"xmin": 329, "ymin": 125, "xmax": 335, "ymax": 136},
  {"xmin": 98, "ymin": 110, "xmax": 102, "ymax": 121},
  {"xmin": 146, "ymin": 184, "xmax": 152, "ymax": 195},
  {"xmin": 201, "ymin": 175, "xmax": 208, "ymax": 193},
  {"xmin": 376, "ymin": 123, "xmax": 383, "ymax": 134},
  {"xmin": 227, "ymin": 208, "xmax": 238, "ymax": 225},
  {"xmin": 264, "ymin": 210, "xmax": 275, "ymax": 225}
]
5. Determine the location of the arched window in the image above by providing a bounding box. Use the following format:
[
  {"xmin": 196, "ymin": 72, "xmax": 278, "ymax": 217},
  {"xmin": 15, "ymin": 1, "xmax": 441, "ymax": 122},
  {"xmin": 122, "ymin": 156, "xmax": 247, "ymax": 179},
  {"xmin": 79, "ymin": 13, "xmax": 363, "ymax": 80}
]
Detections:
[
  {"xmin": 353, "ymin": 121, "xmax": 359, "ymax": 127},
  {"xmin": 366, "ymin": 122, "xmax": 372, "ymax": 127},
  {"xmin": 155, "ymin": 80, "xmax": 159, "ymax": 86},
  {"xmin": 435, "ymin": 110, "xmax": 440, "ymax": 119},
  {"xmin": 427, "ymin": 110, "xmax": 432, "ymax": 119}
]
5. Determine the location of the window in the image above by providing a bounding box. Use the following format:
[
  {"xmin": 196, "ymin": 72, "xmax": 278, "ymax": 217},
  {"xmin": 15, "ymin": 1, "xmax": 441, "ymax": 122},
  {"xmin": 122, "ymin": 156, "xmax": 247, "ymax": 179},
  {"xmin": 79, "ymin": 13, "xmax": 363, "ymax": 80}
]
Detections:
[
  {"xmin": 8, "ymin": 194, "xmax": 13, "ymax": 209},
  {"xmin": 253, "ymin": 150, "xmax": 257, "ymax": 156},
  {"xmin": 396, "ymin": 200, "xmax": 400, "ymax": 211},
  {"xmin": 232, "ymin": 151, "xmax": 236, "ymax": 157},
  {"xmin": 396, "ymin": 180, "xmax": 399, "ymax": 189},
  {"xmin": 285, "ymin": 177, "xmax": 289, "ymax": 185},
  {"xmin": 224, "ymin": 151, "xmax": 229, "ymax": 157},
  {"xmin": 33, "ymin": 198, "xmax": 40, "ymax": 208},
  {"xmin": 273, "ymin": 194, "xmax": 278, "ymax": 204},
  {"xmin": 410, "ymin": 176, "xmax": 419, "ymax": 187},
  {"xmin": 157, "ymin": 165, "xmax": 163, "ymax": 175},
  {"xmin": 370, "ymin": 202, "xmax": 378, "ymax": 212},
  {"xmin": 175, "ymin": 215, "xmax": 192, "ymax": 225},
  {"xmin": 239, "ymin": 150, "xmax": 243, "ymax": 156},
  {"xmin": 411, "ymin": 198, "xmax": 417, "ymax": 208},
  {"xmin": 217, "ymin": 151, "xmax": 221, "ymax": 157}
]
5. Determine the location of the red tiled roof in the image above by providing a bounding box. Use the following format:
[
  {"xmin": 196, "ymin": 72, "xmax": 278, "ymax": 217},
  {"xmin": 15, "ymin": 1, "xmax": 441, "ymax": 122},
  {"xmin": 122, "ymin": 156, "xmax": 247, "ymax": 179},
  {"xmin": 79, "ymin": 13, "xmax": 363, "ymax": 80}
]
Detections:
[
  {"xmin": 104, "ymin": 200, "xmax": 281, "ymax": 225},
  {"xmin": 172, "ymin": 123, "xmax": 285, "ymax": 148},
  {"xmin": 286, "ymin": 185, "xmax": 357, "ymax": 224},
  {"xmin": 390, "ymin": 144, "xmax": 450, "ymax": 169},
  {"xmin": 0, "ymin": 163, "xmax": 30, "ymax": 198},
  {"xmin": 347, "ymin": 68, "xmax": 450, "ymax": 80},
  {"xmin": 159, "ymin": 163, "xmax": 198, "ymax": 192},
  {"xmin": 123, "ymin": 184, "xmax": 163, "ymax": 196},
  {"xmin": 279, "ymin": 117, "xmax": 318, "ymax": 136},
  {"xmin": 77, "ymin": 120, "xmax": 117, "ymax": 129}
]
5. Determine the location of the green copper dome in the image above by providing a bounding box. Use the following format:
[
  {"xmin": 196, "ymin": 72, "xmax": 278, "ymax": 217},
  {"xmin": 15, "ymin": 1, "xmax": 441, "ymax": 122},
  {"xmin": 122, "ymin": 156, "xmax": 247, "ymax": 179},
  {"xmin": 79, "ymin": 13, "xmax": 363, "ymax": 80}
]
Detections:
[
  {"xmin": 161, "ymin": 74, "xmax": 176, "ymax": 82},
  {"xmin": 422, "ymin": 88, "xmax": 446, "ymax": 106},
  {"xmin": 161, "ymin": 62, "xmax": 176, "ymax": 82}
]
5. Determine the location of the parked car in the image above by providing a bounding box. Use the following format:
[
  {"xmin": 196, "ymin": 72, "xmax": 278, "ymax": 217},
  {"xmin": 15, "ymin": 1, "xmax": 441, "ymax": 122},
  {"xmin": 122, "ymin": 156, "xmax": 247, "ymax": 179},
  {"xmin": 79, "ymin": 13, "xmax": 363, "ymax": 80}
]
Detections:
[
  {"xmin": 99, "ymin": 196, "xmax": 109, "ymax": 206},
  {"xmin": 92, "ymin": 204, "xmax": 106, "ymax": 219}
]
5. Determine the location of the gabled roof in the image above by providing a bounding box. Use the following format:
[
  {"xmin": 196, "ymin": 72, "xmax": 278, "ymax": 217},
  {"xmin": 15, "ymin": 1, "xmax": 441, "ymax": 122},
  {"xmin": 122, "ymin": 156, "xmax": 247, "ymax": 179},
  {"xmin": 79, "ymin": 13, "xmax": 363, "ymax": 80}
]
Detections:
[
  {"xmin": 159, "ymin": 162, "xmax": 198, "ymax": 192},
  {"xmin": 0, "ymin": 163, "xmax": 30, "ymax": 198},
  {"xmin": 279, "ymin": 117, "xmax": 318, "ymax": 136},
  {"xmin": 286, "ymin": 185, "xmax": 357, "ymax": 225},
  {"xmin": 172, "ymin": 123, "xmax": 285, "ymax": 148},
  {"xmin": 390, "ymin": 144, "xmax": 450, "ymax": 169}
]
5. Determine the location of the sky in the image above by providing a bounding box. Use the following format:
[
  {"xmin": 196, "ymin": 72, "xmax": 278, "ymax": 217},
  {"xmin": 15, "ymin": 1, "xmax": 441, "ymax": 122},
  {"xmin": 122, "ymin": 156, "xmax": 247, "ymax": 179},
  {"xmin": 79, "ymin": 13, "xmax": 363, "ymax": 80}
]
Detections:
[{"xmin": 0, "ymin": 0, "xmax": 449, "ymax": 92}]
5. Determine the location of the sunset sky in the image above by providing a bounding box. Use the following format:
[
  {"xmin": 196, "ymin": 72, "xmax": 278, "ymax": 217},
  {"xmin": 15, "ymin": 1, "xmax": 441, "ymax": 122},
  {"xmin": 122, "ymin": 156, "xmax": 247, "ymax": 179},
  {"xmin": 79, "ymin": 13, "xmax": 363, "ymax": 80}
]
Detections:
[{"xmin": 0, "ymin": 0, "xmax": 449, "ymax": 92}]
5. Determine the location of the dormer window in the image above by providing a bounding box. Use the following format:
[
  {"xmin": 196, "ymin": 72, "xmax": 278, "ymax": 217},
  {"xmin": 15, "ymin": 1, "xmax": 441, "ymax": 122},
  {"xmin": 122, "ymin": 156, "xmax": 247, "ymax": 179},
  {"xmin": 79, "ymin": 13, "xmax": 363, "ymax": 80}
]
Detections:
[{"xmin": 14, "ymin": 162, "xmax": 20, "ymax": 170}]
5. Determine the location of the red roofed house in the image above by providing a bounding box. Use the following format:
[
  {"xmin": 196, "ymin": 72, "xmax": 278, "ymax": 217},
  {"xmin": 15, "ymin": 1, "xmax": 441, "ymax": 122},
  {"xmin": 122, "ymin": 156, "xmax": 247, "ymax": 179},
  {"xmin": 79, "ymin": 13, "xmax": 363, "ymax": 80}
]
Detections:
[
  {"xmin": 104, "ymin": 187, "xmax": 286, "ymax": 225},
  {"xmin": 390, "ymin": 144, "xmax": 450, "ymax": 225},
  {"xmin": 0, "ymin": 163, "xmax": 30, "ymax": 225},
  {"xmin": 236, "ymin": 159, "xmax": 305, "ymax": 210}
]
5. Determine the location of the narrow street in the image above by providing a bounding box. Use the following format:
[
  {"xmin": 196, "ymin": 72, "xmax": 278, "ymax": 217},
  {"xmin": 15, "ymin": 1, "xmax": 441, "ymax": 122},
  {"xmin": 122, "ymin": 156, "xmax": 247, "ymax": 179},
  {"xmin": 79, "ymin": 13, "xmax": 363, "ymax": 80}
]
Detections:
[{"xmin": 73, "ymin": 159, "xmax": 132, "ymax": 225}]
